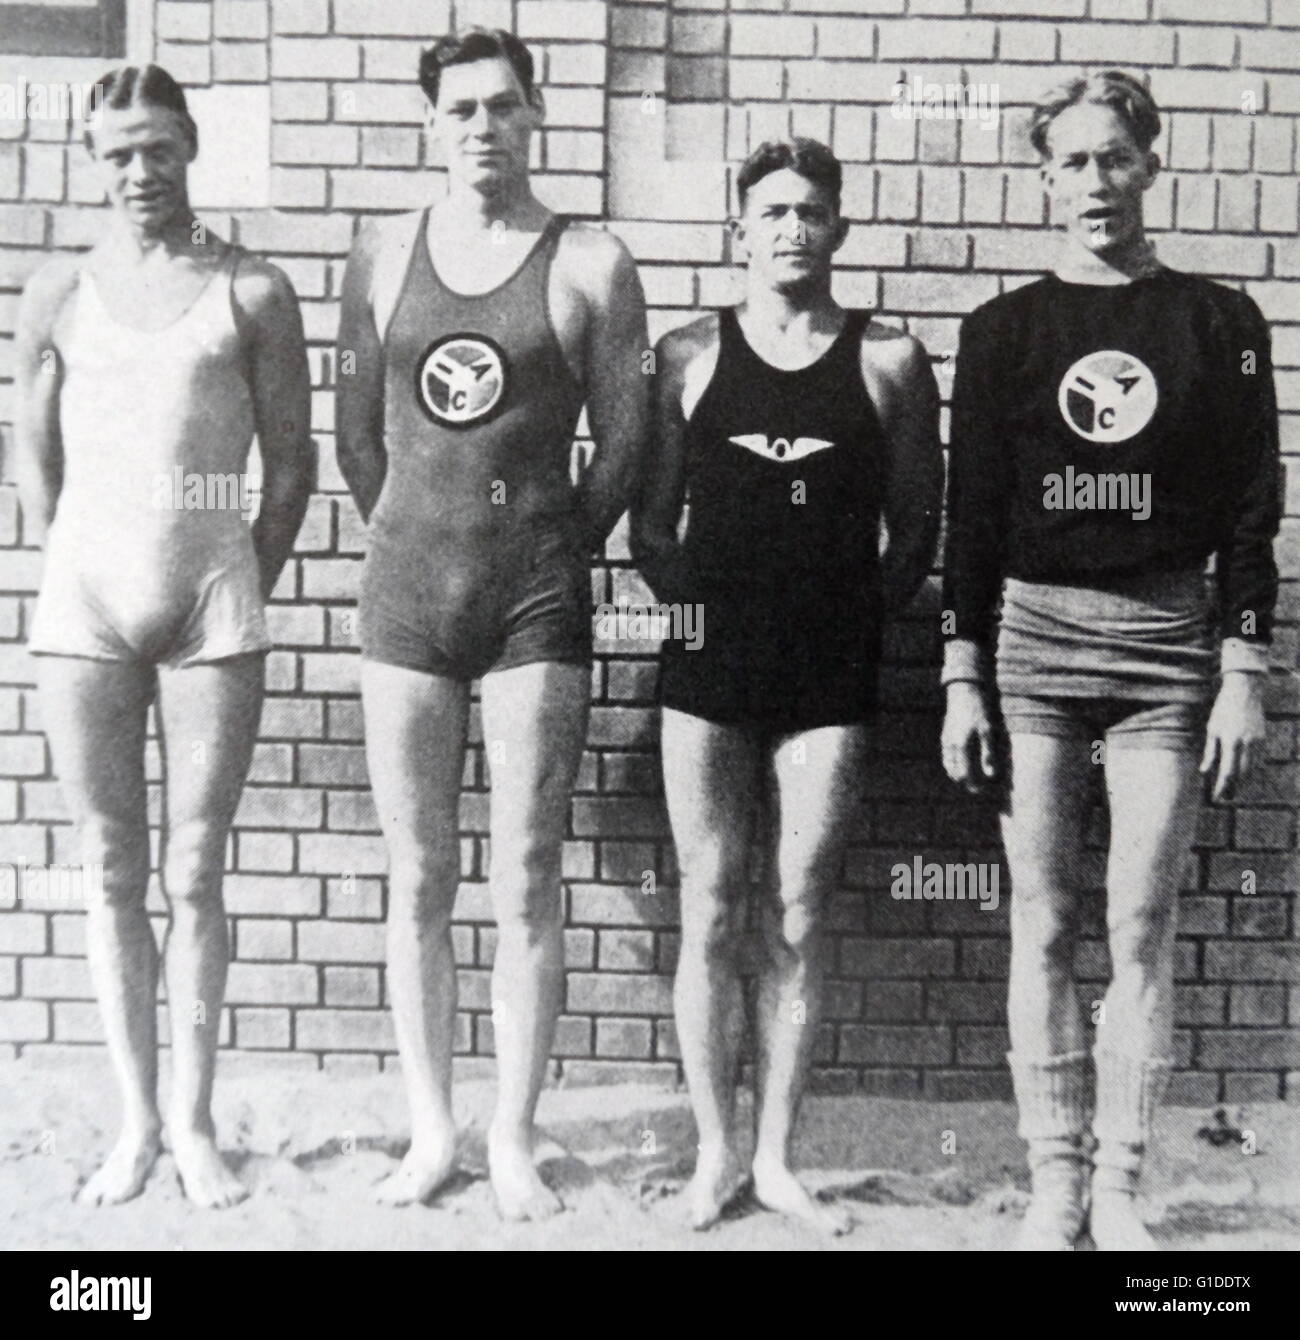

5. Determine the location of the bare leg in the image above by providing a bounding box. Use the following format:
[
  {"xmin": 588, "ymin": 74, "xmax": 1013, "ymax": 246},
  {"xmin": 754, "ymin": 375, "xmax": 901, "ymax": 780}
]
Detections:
[
  {"xmin": 480, "ymin": 661, "xmax": 588, "ymax": 1222},
  {"xmin": 1092, "ymin": 743, "xmax": 1200, "ymax": 1251},
  {"xmin": 751, "ymin": 725, "xmax": 866, "ymax": 1236},
  {"xmin": 37, "ymin": 656, "xmax": 161, "ymax": 1206},
  {"xmin": 661, "ymin": 709, "xmax": 762, "ymax": 1230},
  {"xmin": 1001, "ymin": 734, "xmax": 1091, "ymax": 1059},
  {"xmin": 361, "ymin": 660, "xmax": 468, "ymax": 1206},
  {"xmin": 155, "ymin": 654, "xmax": 263, "ymax": 1208},
  {"xmin": 1001, "ymin": 731, "xmax": 1093, "ymax": 1249},
  {"xmin": 1100, "ymin": 745, "xmax": 1198, "ymax": 1059}
]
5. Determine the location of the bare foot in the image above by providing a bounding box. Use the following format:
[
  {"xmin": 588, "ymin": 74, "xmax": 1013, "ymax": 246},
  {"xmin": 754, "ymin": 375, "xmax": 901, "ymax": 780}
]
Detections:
[
  {"xmin": 170, "ymin": 1128, "xmax": 248, "ymax": 1209},
  {"xmin": 76, "ymin": 1126, "xmax": 162, "ymax": 1207},
  {"xmin": 488, "ymin": 1130, "xmax": 562, "ymax": 1223},
  {"xmin": 752, "ymin": 1155, "xmax": 852, "ymax": 1236},
  {"xmin": 374, "ymin": 1129, "xmax": 459, "ymax": 1207},
  {"xmin": 680, "ymin": 1145, "xmax": 748, "ymax": 1231}
]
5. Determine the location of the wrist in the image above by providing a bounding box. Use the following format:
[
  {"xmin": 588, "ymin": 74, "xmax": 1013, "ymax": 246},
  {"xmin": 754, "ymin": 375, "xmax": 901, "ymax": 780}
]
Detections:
[
  {"xmin": 941, "ymin": 637, "xmax": 988, "ymax": 688},
  {"xmin": 1220, "ymin": 637, "xmax": 1270, "ymax": 676}
]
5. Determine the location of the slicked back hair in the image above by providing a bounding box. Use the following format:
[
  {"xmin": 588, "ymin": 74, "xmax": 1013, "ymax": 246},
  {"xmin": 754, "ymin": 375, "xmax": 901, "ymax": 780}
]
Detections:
[{"xmin": 84, "ymin": 63, "xmax": 198, "ymax": 152}]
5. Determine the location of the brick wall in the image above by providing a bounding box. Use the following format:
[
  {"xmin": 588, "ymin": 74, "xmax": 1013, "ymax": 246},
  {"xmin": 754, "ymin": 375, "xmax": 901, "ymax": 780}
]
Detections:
[{"xmin": 0, "ymin": 0, "xmax": 1297, "ymax": 1100}]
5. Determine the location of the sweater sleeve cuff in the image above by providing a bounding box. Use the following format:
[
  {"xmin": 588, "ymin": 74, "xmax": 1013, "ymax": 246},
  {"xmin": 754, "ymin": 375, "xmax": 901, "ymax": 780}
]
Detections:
[
  {"xmin": 941, "ymin": 638, "xmax": 988, "ymax": 686},
  {"xmin": 1220, "ymin": 637, "xmax": 1270, "ymax": 675}
]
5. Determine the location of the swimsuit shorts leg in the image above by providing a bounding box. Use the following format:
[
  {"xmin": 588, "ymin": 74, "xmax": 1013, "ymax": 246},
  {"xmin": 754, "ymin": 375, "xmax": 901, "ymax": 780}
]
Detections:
[
  {"xmin": 660, "ymin": 593, "xmax": 879, "ymax": 732},
  {"xmin": 490, "ymin": 523, "xmax": 592, "ymax": 675},
  {"xmin": 29, "ymin": 529, "xmax": 269, "ymax": 666},
  {"xmin": 999, "ymin": 694, "xmax": 1209, "ymax": 754},
  {"xmin": 360, "ymin": 520, "xmax": 591, "ymax": 680}
]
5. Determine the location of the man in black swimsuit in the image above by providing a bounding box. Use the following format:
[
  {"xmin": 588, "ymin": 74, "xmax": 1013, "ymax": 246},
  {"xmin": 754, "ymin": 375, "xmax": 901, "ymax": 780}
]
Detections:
[{"xmin": 633, "ymin": 139, "xmax": 942, "ymax": 1232}]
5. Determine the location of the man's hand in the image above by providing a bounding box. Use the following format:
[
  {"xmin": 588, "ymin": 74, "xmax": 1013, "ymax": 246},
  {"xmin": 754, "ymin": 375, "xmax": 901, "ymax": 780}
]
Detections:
[
  {"xmin": 1200, "ymin": 671, "xmax": 1267, "ymax": 803},
  {"xmin": 941, "ymin": 681, "xmax": 999, "ymax": 792}
]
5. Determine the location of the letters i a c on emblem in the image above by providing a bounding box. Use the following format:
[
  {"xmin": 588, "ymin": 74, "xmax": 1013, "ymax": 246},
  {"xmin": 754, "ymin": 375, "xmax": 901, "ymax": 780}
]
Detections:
[
  {"xmin": 416, "ymin": 333, "xmax": 508, "ymax": 428},
  {"xmin": 1058, "ymin": 350, "xmax": 1158, "ymax": 444}
]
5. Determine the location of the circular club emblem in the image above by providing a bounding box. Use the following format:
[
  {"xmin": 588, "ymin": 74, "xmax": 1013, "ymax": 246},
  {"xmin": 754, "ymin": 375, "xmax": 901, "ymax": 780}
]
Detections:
[
  {"xmin": 1057, "ymin": 350, "xmax": 1158, "ymax": 444},
  {"xmin": 415, "ymin": 333, "xmax": 508, "ymax": 428}
]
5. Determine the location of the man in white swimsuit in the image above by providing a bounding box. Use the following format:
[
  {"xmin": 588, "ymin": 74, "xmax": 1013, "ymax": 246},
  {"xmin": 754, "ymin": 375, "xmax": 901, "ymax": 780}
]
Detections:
[{"xmin": 15, "ymin": 64, "xmax": 313, "ymax": 1207}]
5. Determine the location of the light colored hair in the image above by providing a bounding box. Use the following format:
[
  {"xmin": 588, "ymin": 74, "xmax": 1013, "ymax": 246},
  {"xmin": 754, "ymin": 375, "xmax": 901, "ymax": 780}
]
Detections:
[{"xmin": 1030, "ymin": 70, "xmax": 1160, "ymax": 160}]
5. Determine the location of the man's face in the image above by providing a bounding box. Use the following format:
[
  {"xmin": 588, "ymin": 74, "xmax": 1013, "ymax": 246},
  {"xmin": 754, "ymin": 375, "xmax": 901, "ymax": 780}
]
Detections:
[
  {"xmin": 1042, "ymin": 102, "xmax": 1157, "ymax": 257},
  {"xmin": 88, "ymin": 102, "xmax": 195, "ymax": 231},
  {"xmin": 733, "ymin": 167, "xmax": 848, "ymax": 292},
  {"xmin": 430, "ymin": 56, "xmax": 540, "ymax": 191}
]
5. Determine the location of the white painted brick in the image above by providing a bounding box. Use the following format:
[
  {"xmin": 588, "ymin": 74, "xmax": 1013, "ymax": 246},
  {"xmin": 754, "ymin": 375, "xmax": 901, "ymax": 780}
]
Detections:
[
  {"xmin": 729, "ymin": 59, "xmax": 782, "ymax": 101},
  {"xmin": 215, "ymin": 1, "xmax": 269, "ymax": 39},
  {"xmin": 272, "ymin": 37, "xmax": 359, "ymax": 80},
  {"xmin": 273, "ymin": 124, "xmax": 358, "ymax": 167},
  {"xmin": 361, "ymin": 39, "xmax": 425, "ymax": 82},
  {"xmin": 332, "ymin": 0, "xmax": 450, "ymax": 35},
  {"xmin": 546, "ymin": 44, "xmax": 607, "ymax": 86},
  {"xmin": 517, "ymin": 1, "xmax": 606, "ymax": 41},
  {"xmin": 878, "ymin": 20, "xmax": 995, "ymax": 61},
  {"xmin": 156, "ymin": 42, "xmax": 213, "ymax": 86},
  {"xmin": 1060, "ymin": 23, "xmax": 1176, "ymax": 65},
  {"xmin": 732, "ymin": 15, "xmax": 815, "ymax": 57},
  {"xmin": 333, "ymin": 82, "xmax": 424, "ymax": 125},
  {"xmin": 272, "ymin": 0, "xmax": 328, "ymax": 33},
  {"xmin": 815, "ymin": 17, "xmax": 875, "ymax": 58},
  {"xmin": 158, "ymin": 2, "xmax": 213, "ymax": 43}
]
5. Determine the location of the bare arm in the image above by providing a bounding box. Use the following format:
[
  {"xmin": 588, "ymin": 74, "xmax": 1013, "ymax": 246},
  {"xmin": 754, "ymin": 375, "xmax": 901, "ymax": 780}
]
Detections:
[
  {"xmin": 335, "ymin": 222, "xmax": 386, "ymax": 523},
  {"xmin": 575, "ymin": 234, "xmax": 650, "ymax": 554},
  {"xmin": 872, "ymin": 334, "xmax": 943, "ymax": 616},
  {"xmin": 13, "ymin": 259, "xmax": 77, "ymax": 548},
  {"xmin": 235, "ymin": 257, "xmax": 315, "ymax": 598},
  {"xmin": 629, "ymin": 327, "xmax": 692, "ymax": 605}
]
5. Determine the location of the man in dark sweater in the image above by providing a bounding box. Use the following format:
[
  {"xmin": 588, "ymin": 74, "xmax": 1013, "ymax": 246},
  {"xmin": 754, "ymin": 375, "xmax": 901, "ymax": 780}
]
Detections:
[{"xmin": 941, "ymin": 70, "xmax": 1280, "ymax": 1251}]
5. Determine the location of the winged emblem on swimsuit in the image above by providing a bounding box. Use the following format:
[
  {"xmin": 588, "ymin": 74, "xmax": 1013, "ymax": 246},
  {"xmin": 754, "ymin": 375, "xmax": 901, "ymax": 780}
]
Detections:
[
  {"xmin": 416, "ymin": 334, "xmax": 508, "ymax": 427},
  {"xmin": 728, "ymin": 433, "xmax": 835, "ymax": 463}
]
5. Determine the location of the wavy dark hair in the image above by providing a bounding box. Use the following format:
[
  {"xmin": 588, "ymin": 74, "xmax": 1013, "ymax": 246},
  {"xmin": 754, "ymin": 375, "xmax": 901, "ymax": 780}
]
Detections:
[
  {"xmin": 737, "ymin": 138, "xmax": 842, "ymax": 212},
  {"xmin": 418, "ymin": 27, "xmax": 537, "ymax": 108}
]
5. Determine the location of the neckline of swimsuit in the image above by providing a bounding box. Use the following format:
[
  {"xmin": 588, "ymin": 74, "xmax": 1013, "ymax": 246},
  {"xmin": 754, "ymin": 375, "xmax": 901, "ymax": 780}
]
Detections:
[
  {"xmin": 725, "ymin": 305, "xmax": 861, "ymax": 377},
  {"xmin": 422, "ymin": 208, "xmax": 562, "ymax": 301},
  {"xmin": 79, "ymin": 248, "xmax": 233, "ymax": 337}
]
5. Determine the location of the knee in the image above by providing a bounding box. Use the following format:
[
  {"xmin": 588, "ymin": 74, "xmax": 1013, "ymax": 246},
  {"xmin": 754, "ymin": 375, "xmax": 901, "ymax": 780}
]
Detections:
[
  {"xmin": 161, "ymin": 820, "xmax": 226, "ymax": 906},
  {"xmin": 678, "ymin": 845, "xmax": 746, "ymax": 905},
  {"xmin": 1108, "ymin": 903, "xmax": 1175, "ymax": 973},
  {"xmin": 766, "ymin": 895, "xmax": 822, "ymax": 957},
  {"xmin": 768, "ymin": 850, "xmax": 836, "ymax": 949},
  {"xmin": 77, "ymin": 818, "xmax": 149, "ymax": 908},
  {"xmin": 387, "ymin": 843, "xmax": 459, "ymax": 918},
  {"xmin": 1013, "ymin": 904, "xmax": 1077, "ymax": 975},
  {"xmin": 491, "ymin": 843, "xmax": 562, "ymax": 933},
  {"xmin": 681, "ymin": 896, "xmax": 737, "ymax": 966}
]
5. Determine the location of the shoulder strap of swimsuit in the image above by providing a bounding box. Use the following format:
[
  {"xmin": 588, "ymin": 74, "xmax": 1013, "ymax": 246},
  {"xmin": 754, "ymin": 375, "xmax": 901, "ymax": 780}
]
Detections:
[
  {"xmin": 535, "ymin": 212, "xmax": 570, "ymax": 287},
  {"xmin": 373, "ymin": 208, "xmax": 428, "ymax": 341},
  {"xmin": 717, "ymin": 305, "xmax": 745, "ymax": 358}
]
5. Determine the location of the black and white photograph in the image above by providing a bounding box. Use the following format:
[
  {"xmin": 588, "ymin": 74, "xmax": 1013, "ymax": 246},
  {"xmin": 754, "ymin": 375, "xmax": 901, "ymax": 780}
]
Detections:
[{"xmin": 0, "ymin": 0, "xmax": 1296, "ymax": 1288}]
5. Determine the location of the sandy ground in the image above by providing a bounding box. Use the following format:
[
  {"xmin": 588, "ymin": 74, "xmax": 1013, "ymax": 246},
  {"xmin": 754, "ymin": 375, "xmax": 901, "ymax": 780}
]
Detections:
[{"xmin": 2, "ymin": 1056, "xmax": 1298, "ymax": 1251}]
